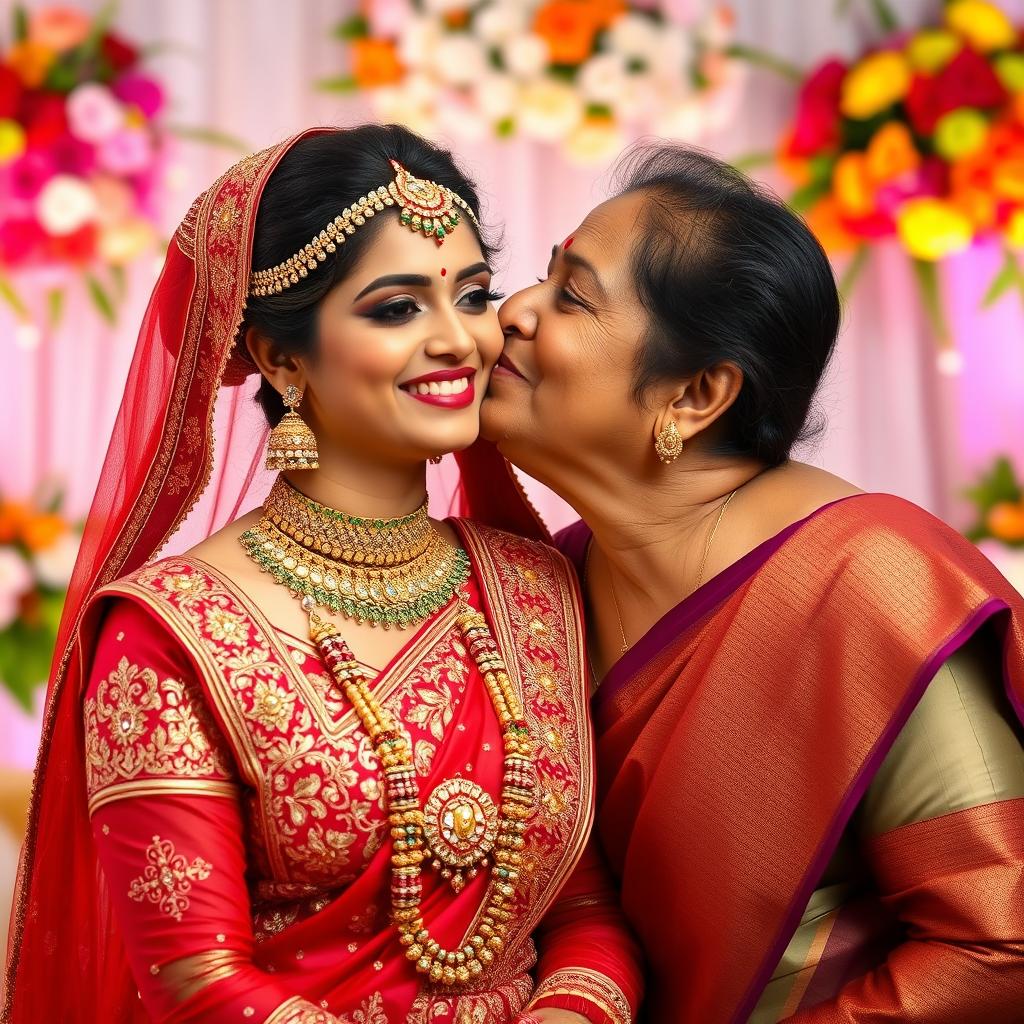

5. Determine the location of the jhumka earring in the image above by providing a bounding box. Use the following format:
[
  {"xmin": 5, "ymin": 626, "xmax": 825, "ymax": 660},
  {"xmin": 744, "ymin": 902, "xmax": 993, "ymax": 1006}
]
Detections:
[
  {"xmin": 654, "ymin": 421, "xmax": 684, "ymax": 465},
  {"xmin": 266, "ymin": 385, "xmax": 319, "ymax": 471}
]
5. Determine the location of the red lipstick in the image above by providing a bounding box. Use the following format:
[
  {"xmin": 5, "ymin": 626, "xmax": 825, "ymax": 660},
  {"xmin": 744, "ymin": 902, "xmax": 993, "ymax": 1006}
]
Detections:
[{"xmin": 399, "ymin": 367, "xmax": 477, "ymax": 409}]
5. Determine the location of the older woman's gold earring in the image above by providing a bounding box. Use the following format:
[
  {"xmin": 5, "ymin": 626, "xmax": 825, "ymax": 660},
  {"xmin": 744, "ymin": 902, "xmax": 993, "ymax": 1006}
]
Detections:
[
  {"xmin": 266, "ymin": 385, "xmax": 319, "ymax": 470},
  {"xmin": 654, "ymin": 422, "xmax": 684, "ymax": 465}
]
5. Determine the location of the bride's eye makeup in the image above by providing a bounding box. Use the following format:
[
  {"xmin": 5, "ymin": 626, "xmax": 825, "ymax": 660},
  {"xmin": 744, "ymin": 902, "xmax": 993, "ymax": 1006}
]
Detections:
[
  {"xmin": 363, "ymin": 297, "xmax": 423, "ymax": 324},
  {"xmin": 458, "ymin": 286, "xmax": 504, "ymax": 311}
]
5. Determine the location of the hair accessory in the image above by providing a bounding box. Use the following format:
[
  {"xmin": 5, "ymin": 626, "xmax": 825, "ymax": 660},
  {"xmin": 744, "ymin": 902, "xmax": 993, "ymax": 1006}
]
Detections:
[{"xmin": 248, "ymin": 161, "xmax": 480, "ymax": 298}]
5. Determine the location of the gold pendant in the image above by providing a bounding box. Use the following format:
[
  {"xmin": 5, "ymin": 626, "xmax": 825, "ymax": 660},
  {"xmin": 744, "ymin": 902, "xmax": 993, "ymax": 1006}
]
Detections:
[{"xmin": 422, "ymin": 778, "xmax": 498, "ymax": 893}]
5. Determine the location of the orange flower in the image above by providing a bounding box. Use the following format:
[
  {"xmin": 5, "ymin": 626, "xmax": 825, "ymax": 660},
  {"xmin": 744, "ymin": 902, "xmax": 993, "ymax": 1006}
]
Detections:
[
  {"xmin": 29, "ymin": 7, "xmax": 91, "ymax": 51},
  {"xmin": 0, "ymin": 501, "xmax": 28, "ymax": 544},
  {"xmin": 587, "ymin": 0, "xmax": 628, "ymax": 29},
  {"xmin": 443, "ymin": 9, "xmax": 471, "ymax": 30},
  {"xmin": 805, "ymin": 196, "xmax": 859, "ymax": 254},
  {"xmin": 865, "ymin": 122, "xmax": 920, "ymax": 184},
  {"xmin": 6, "ymin": 40, "xmax": 55, "ymax": 88},
  {"xmin": 351, "ymin": 38, "xmax": 403, "ymax": 89},
  {"xmin": 832, "ymin": 152, "xmax": 875, "ymax": 217},
  {"xmin": 988, "ymin": 501, "xmax": 1024, "ymax": 542},
  {"xmin": 21, "ymin": 512, "xmax": 66, "ymax": 552},
  {"xmin": 993, "ymin": 158, "xmax": 1024, "ymax": 201},
  {"xmin": 534, "ymin": 1, "xmax": 603, "ymax": 66},
  {"xmin": 950, "ymin": 184, "xmax": 997, "ymax": 229}
]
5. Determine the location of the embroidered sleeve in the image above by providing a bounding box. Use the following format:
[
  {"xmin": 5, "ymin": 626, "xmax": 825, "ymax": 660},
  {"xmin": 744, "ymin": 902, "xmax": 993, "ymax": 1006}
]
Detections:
[
  {"xmin": 85, "ymin": 599, "xmax": 345, "ymax": 1023},
  {"xmin": 83, "ymin": 598, "xmax": 238, "ymax": 815},
  {"xmin": 526, "ymin": 841, "xmax": 643, "ymax": 1024}
]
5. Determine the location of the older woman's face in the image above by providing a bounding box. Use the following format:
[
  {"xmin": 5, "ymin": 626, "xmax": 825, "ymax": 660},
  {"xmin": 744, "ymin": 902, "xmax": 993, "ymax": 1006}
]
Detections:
[{"xmin": 481, "ymin": 193, "xmax": 651, "ymax": 489}]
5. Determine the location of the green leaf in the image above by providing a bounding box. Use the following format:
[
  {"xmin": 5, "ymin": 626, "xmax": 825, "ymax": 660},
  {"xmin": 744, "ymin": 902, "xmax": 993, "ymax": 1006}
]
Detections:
[
  {"xmin": 789, "ymin": 178, "xmax": 832, "ymax": 214},
  {"xmin": 315, "ymin": 74, "xmax": 359, "ymax": 93},
  {"xmin": 84, "ymin": 272, "xmax": 117, "ymax": 325},
  {"xmin": 868, "ymin": 0, "xmax": 900, "ymax": 33},
  {"xmin": 0, "ymin": 618, "xmax": 55, "ymax": 711},
  {"xmin": 46, "ymin": 288, "xmax": 64, "ymax": 331},
  {"xmin": 0, "ymin": 273, "xmax": 29, "ymax": 320},
  {"xmin": 585, "ymin": 103, "xmax": 613, "ymax": 119},
  {"xmin": 13, "ymin": 5, "xmax": 28, "ymax": 43},
  {"xmin": 839, "ymin": 245, "xmax": 870, "ymax": 298},
  {"xmin": 982, "ymin": 249, "xmax": 1021, "ymax": 308},
  {"xmin": 911, "ymin": 258, "xmax": 950, "ymax": 342},
  {"xmin": 495, "ymin": 117, "xmax": 516, "ymax": 138},
  {"xmin": 109, "ymin": 264, "xmax": 127, "ymax": 300},
  {"xmin": 166, "ymin": 123, "xmax": 250, "ymax": 152},
  {"xmin": 732, "ymin": 151, "xmax": 776, "ymax": 172},
  {"xmin": 333, "ymin": 14, "xmax": 370, "ymax": 40},
  {"xmin": 725, "ymin": 43, "xmax": 803, "ymax": 83}
]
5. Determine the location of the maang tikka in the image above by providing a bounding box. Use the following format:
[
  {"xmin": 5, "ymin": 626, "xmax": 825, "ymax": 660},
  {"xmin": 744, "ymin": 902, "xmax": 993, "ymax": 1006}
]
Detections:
[{"xmin": 266, "ymin": 385, "xmax": 319, "ymax": 471}]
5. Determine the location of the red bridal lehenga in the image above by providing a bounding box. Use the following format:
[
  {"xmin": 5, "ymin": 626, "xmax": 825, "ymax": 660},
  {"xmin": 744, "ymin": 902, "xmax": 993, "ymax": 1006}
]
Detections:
[{"xmin": 2, "ymin": 130, "xmax": 642, "ymax": 1024}]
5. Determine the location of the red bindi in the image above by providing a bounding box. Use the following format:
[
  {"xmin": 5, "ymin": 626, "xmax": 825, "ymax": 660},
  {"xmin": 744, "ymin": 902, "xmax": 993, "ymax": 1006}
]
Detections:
[
  {"xmin": 440, "ymin": 267, "xmax": 447, "ymax": 277},
  {"xmin": 563, "ymin": 236, "xmax": 574, "ymax": 249}
]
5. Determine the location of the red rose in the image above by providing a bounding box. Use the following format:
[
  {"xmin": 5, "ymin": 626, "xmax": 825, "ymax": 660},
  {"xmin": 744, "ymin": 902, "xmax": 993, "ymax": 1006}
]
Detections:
[
  {"xmin": 47, "ymin": 222, "xmax": 97, "ymax": 265},
  {"xmin": 0, "ymin": 64, "xmax": 22, "ymax": 118},
  {"xmin": 790, "ymin": 57, "xmax": 847, "ymax": 156},
  {"xmin": 0, "ymin": 218, "xmax": 46, "ymax": 267},
  {"xmin": 906, "ymin": 47, "xmax": 1007, "ymax": 136},
  {"xmin": 101, "ymin": 32, "xmax": 139, "ymax": 72},
  {"xmin": 21, "ymin": 91, "xmax": 68, "ymax": 150}
]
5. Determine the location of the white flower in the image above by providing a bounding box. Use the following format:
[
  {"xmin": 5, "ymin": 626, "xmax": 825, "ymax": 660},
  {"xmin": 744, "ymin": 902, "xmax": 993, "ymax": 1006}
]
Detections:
[
  {"xmin": 35, "ymin": 175, "xmax": 98, "ymax": 236},
  {"xmin": 475, "ymin": 72, "xmax": 518, "ymax": 119},
  {"xmin": 474, "ymin": 2, "xmax": 530, "ymax": 43},
  {"xmin": 0, "ymin": 549, "xmax": 32, "ymax": 630},
  {"xmin": 650, "ymin": 23, "xmax": 693, "ymax": 79},
  {"xmin": 606, "ymin": 13, "xmax": 663, "ymax": 66},
  {"xmin": 654, "ymin": 97, "xmax": 707, "ymax": 140},
  {"xmin": 397, "ymin": 16, "xmax": 444, "ymax": 70},
  {"xmin": 423, "ymin": 0, "xmax": 468, "ymax": 11},
  {"xmin": 578, "ymin": 53, "xmax": 629, "ymax": 107},
  {"xmin": 502, "ymin": 33, "xmax": 549, "ymax": 79},
  {"xmin": 34, "ymin": 531, "xmax": 81, "ymax": 589},
  {"xmin": 616, "ymin": 72, "xmax": 659, "ymax": 121},
  {"xmin": 402, "ymin": 72, "xmax": 438, "ymax": 108},
  {"xmin": 519, "ymin": 79, "xmax": 584, "ymax": 141},
  {"xmin": 66, "ymin": 82, "xmax": 124, "ymax": 144},
  {"xmin": 432, "ymin": 34, "xmax": 489, "ymax": 87},
  {"xmin": 564, "ymin": 117, "xmax": 625, "ymax": 164},
  {"xmin": 436, "ymin": 93, "xmax": 490, "ymax": 140},
  {"xmin": 372, "ymin": 87, "xmax": 437, "ymax": 137}
]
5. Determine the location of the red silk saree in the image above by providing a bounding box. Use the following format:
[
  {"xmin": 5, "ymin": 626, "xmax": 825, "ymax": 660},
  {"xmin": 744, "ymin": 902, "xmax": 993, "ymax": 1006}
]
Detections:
[{"xmin": 557, "ymin": 493, "xmax": 1024, "ymax": 1023}]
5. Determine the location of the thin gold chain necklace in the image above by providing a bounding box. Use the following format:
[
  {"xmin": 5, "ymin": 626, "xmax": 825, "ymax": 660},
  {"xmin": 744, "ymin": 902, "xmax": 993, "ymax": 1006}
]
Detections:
[{"xmin": 584, "ymin": 488, "xmax": 738, "ymax": 663}]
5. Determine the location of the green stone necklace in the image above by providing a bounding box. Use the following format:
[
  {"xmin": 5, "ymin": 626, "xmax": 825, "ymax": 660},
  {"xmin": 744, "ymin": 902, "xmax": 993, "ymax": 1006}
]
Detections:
[{"xmin": 239, "ymin": 476, "xmax": 470, "ymax": 629}]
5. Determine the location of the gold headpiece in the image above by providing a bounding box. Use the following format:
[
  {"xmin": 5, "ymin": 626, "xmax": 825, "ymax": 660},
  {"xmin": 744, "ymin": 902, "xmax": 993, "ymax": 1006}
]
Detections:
[{"xmin": 248, "ymin": 160, "xmax": 480, "ymax": 298}]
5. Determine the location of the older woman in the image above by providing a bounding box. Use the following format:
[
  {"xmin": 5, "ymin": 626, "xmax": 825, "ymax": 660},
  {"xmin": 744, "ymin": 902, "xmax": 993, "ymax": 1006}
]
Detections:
[{"xmin": 463, "ymin": 146, "xmax": 1024, "ymax": 1022}]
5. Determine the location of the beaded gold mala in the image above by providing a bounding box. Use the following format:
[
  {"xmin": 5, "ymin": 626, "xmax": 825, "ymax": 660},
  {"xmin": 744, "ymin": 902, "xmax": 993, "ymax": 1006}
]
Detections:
[{"xmin": 307, "ymin": 603, "xmax": 536, "ymax": 986}]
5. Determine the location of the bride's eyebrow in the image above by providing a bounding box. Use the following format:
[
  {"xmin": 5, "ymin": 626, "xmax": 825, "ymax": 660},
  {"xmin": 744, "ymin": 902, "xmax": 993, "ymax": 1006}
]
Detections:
[
  {"xmin": 454, "ymin": 261, "xmax": 491, "ymax": 282},
  {"xmin": 354, "ymin": 273, "xmax": 431, "ymax": 301}
]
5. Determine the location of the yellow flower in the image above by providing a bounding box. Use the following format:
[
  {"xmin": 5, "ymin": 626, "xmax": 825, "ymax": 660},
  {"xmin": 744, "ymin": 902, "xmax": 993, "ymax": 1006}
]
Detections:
[
  {"xmin": 1004, "ymin": 206, "xmax": 1024, "ymax": 246},
  {"xmin": 564, "ymin": 116, "xmax": 624, "ymax": 164},
  {"xmin": 0, "ymin": 119, "xmax": 26, "ymax": 164},
  {"xmin": 945, "ymin": 0, "xmax": 1016, "ymax": 53},
  {"xmin": 840, "ymin": 51, "xmax": 911, "ymax": 120},
  {"xmin": 907, "ymin": 29, "xmax": 962, "ymax": 73},
  {"xmin": 865, "ymin": 122, "xmax": 920, "ymax": 183},
  {"xmin": 934, "ymin": 108, "xmax": 989, "ymax": 160},
  {"xmin": 995, "ymin": 52, "xmax": 1024, "ymax": 93},
  {"xmin": 6, "ymin": 40, "xmax": 56, "ymax": 88},
  {"xmin": 897, "ymin": 197, "xmax": 973, "ymax": 260}
]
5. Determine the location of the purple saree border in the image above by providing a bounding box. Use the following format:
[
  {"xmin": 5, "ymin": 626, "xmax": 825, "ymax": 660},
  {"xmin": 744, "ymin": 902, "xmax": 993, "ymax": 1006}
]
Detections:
[
  {"xmin": 733, "ymin": 595, "xmax": 1021, "ymax": 1023},
  {"xmin": 589, "ymin": 494, "xmax": 865, "ymax": 715}
]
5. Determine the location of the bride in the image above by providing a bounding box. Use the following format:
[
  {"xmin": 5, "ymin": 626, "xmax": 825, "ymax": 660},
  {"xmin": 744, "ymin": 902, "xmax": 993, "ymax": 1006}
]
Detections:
[{"xmin": 2, "ymin": 125, "xmax": 641, "ymax": 1024}]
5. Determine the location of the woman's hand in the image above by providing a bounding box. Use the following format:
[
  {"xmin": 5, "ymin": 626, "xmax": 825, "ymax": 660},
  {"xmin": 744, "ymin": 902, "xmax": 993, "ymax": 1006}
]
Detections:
[{"xmin": 513, "ymin": 1011, "xmax": 592, "ymax": 1024}]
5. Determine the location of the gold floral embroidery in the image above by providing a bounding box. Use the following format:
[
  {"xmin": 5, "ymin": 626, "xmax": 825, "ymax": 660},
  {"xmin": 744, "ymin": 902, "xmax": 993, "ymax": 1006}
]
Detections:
[
  {"xmin": 84, "ymin": 655, "xmax": 234, "ymax": 805},
  {"xmin": 128, "ymin": 835, "xmax": 212, "ymax": 922},
  {"xmin": 253, "ymin": 679, "xmax": 296, "ymax": 731},
  {"xmin": 530, "ymin": 968, "xmax": 633, "ymax": 1024},
  {"xmin": 205, "ymin": 607, "xmax": 246, "ymax": 645}
]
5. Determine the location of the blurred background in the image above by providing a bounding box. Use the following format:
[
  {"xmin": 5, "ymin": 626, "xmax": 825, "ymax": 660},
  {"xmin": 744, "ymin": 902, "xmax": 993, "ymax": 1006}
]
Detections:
[{"xmin": 1, "ymin": 0, "xmax": 1023, "ymax": 949}]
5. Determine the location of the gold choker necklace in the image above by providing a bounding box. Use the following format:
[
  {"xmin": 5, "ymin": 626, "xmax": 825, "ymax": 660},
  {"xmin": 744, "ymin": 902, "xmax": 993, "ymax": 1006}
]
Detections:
[{"xmin": 239, "ymin": 476, "xmax": 470, "ymax": 628}]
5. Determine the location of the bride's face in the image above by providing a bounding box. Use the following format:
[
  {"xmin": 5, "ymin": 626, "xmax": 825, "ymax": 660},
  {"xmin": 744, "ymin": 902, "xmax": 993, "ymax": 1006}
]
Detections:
[{"xmin": 302, "ymin": 217, "xmax": 502, "ymax": 464}]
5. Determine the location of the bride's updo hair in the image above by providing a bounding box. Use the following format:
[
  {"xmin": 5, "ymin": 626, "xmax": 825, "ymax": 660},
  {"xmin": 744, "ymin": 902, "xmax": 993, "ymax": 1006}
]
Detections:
[
  {"xmin": 614, "ymin": 144, "xmax": 841, "ymax": 468},
  {"xmin": 241, "ymin": 124, "xmax": 497, "ymax": 426}
]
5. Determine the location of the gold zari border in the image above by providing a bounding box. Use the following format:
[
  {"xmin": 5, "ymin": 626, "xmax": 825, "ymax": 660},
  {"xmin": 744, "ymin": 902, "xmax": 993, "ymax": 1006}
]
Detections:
[
  {"xmin": 88, "ymin": 778, "xmax": 239, "ymax": 816},
  {"xmin": 529, "ymin": 967, "xmax": 633, "ymax": 1024}
]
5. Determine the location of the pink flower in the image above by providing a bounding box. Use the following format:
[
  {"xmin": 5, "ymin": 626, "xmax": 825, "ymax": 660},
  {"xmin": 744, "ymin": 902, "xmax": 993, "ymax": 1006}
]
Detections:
[
  {"xmin": 874, "ymin": 157, "xmax": 948, "ymax": 218},
  {"xmin": 790, "ymin": 57, "xmax": 846, "ymax": 157},
  {"xmin": 67, "ymin": 83, "xmax": 125, "ymax": 144},
  {"xmin": 112, "ymin": 73, "xmax": 165, "ymax": 119},
  {"xmin": 48, "ymin": 134, "xmax": 95, "ymax": 176},
  {"xmin": 97, "ymin": 127, "xmax": 153, "ymax": 175},
  {"xmin": 0, "ymin": 217, "xmax": 46, "ymax": 266},
  {"xmin": 9, "ymin": 149, "xmax": 56, "ymax": 200}
]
